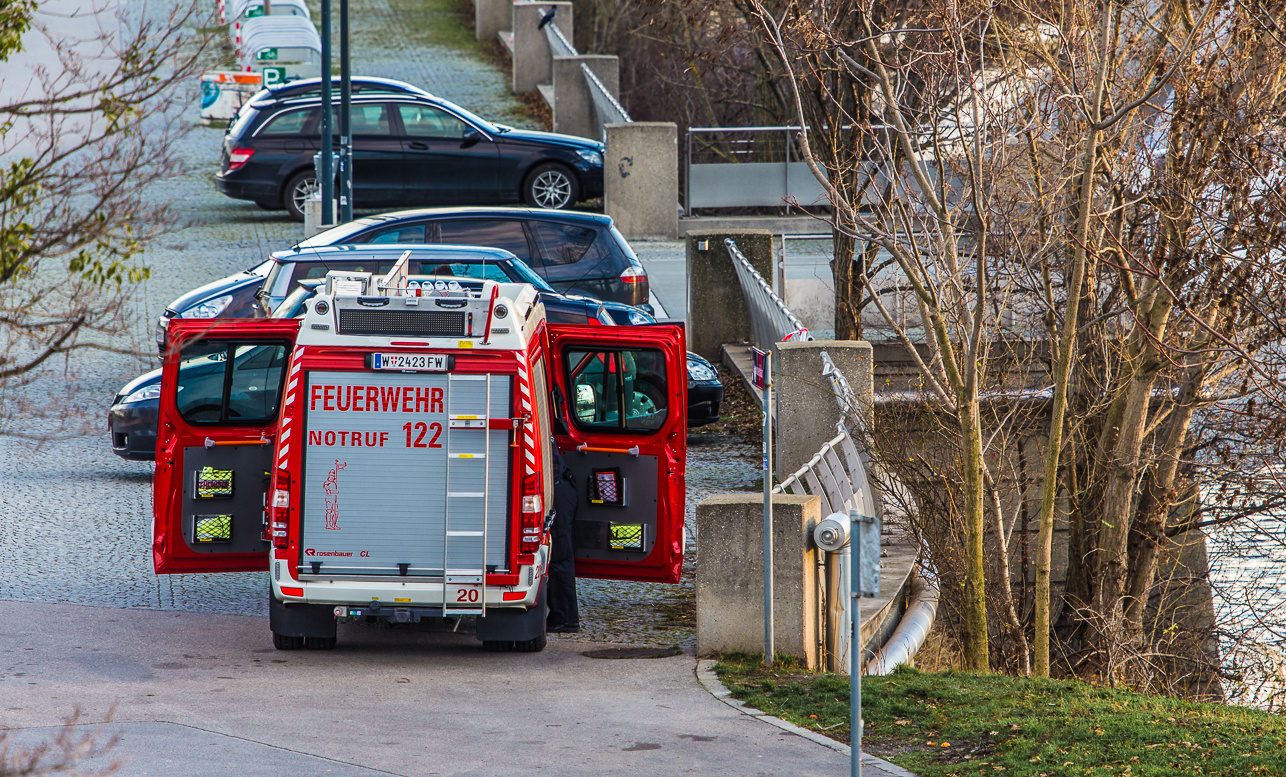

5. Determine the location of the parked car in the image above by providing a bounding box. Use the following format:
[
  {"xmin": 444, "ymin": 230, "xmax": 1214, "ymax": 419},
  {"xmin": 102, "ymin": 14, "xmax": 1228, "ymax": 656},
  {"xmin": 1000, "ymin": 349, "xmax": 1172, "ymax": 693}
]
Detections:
[
  {"xmin": 217, "ymin": 91, "xmax": 605, "ymax": 220},
  {"xmin": 296, "ymin": 207, "xmax": 650, "ymax": 308},
  {"xmin": 153, "ymin": 261, "xmax": 272, "ymax": 353}
]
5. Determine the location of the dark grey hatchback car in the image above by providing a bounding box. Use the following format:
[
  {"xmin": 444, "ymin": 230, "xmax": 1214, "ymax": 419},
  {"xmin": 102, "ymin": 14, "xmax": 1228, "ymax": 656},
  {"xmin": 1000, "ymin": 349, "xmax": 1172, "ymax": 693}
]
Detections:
[
  {"xmin": 217, "ymin": 91, "xmax": 605, "ymax": 220},
  {"xmin": 295, "ymin": 207, "xmax": 650, "ymax": 309}
]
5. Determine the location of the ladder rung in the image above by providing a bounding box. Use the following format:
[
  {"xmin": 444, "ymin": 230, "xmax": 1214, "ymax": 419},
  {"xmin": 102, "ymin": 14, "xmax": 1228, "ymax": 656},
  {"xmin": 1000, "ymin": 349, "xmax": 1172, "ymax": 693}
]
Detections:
[
  {"xmin": 448, "ymin": 491, "xmax": 485, "ymax": 498},
  {"xmin": 446, "ymin": 569, "xmax": 485, "ymax": 577},
  {"xmin": 447, "ymin": 530, "xmax": 484, "ymax": 537},
  {"xmin": 449, "ymin": 453, "xmax": 485, "ymax": 459},
  {"xmin": 442, "ymin": 607, "xmax": 484, "ymax": 615}
]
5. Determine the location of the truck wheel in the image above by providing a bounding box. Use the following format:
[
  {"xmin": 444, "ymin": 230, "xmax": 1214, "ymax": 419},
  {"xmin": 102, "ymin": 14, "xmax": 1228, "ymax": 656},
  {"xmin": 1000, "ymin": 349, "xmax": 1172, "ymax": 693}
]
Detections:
[
  {"xmin": 482, "ymin": 640, "xmax": 514, "ymax": 652},
  {"xmin": 514, "ymin": 631, "xmax": 547, "ymax": 653},
  {"xmin": 304, "ymin": 636, "xmax": 337, "ymax": 650},
  {"xmin": 273, "ymin": 632, "xmax": 304, "ymax": 650}
]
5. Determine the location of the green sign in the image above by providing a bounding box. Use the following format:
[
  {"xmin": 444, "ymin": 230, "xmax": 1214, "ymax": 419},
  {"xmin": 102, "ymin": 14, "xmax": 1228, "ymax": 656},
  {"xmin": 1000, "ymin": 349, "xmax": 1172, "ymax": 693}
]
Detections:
[
  {"xmin": 255, "ymin": 48, "xmax": 278, "ymax": 61},
  {"xmin": 261, "ymin": 66, "xmax": 286, "ymax": 87},
  {"xmin": 246, "ymin": 6, "xmax": 264, "ymax": 18}
]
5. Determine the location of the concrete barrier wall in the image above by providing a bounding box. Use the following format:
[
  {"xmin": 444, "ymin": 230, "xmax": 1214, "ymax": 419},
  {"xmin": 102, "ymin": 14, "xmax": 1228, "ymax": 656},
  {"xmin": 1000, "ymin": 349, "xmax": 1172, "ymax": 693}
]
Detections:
[
  {"xmin": 695, "ymin": 494, "xmax": 820, "ymax": 667},
  {"xmin": 604, "ymin": 122, "xmax": 678, "ymax": 239},
  {"xmin": 511, "ymin": 1, "xmax": 572, "ymax": 94},
  {"xmin": 685, "ymin": 231, "xmax": 773, "ymax": 362},
  {"xmin": 474, "ymin": 0, "xmax": 511, "ymax": 42},
  {"xmin": 552, "ymin": 55, "xmax": 618, "ymax": 140},
  {"xmin": 776, "ymin": 340, "xmax": 874, "ymax": 480}
]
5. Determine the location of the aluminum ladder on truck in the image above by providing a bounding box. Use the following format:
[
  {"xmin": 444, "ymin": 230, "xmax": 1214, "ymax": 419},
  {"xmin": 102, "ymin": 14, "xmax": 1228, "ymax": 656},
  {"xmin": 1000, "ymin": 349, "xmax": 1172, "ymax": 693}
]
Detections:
[{"xmin": 441, "ymin": 373, "xmax": 494, "ymax": 618}]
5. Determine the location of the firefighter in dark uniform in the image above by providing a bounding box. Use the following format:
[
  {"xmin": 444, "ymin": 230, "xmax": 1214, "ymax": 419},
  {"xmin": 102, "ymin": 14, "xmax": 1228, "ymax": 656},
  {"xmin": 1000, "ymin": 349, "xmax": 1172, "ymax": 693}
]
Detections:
[{"xmin": 547, "ymin": 446, "xmax": 580, "ymax": 632}]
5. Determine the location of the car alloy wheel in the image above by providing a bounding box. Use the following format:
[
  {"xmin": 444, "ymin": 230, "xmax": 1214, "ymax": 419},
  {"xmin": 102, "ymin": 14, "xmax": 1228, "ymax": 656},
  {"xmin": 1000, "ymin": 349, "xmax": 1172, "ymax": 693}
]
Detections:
[
  {"xmin": 524, "ymin": 163, "xmax": 578, "ymax": 210},
  {"xmin": 284, "ymin": 170, "xmax": 319, "ymax": 222}
]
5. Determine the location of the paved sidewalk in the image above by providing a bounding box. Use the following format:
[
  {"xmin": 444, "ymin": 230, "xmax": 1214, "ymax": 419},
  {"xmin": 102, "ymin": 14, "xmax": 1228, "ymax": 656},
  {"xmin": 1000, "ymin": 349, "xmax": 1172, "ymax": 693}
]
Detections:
[{"xmin": 2, "ymin": 601, "xmax": 858, "ymax": 776}]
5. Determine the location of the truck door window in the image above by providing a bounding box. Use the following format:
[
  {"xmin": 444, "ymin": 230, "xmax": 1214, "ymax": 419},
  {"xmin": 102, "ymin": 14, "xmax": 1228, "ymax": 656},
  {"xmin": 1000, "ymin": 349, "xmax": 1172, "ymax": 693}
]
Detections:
[
  {"xmin": 176, "ymin": 341, "xmax": 289, "ymax": 424},
  {"xmin": 565, "ymin": 348, "xmax": 667, "ymax": 432}
]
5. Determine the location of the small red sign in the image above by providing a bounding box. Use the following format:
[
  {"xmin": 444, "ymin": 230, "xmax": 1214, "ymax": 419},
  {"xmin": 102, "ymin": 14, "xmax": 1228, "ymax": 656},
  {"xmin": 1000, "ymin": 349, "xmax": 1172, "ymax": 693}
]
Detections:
[{"xmin": 751, "ymin": 348, "xmax": 769, "ymax": 390}]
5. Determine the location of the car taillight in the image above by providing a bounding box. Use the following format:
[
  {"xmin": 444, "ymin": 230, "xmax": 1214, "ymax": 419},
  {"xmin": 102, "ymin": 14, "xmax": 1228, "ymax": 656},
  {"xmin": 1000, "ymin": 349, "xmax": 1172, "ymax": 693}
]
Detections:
[
  {"xmin": 520, "ymin": 473, "xmax": 543, "ymax": 554},
  {"xmin": 620, "ymin": 266, "xmax": 647, "ymax": 284},
  {"xmin": 227, "ymin": 147, "xmax": 255, "ymax": 171},
  {"xmin": 271, "ymin": 467, "xmax": 291, "ymax": 549}
]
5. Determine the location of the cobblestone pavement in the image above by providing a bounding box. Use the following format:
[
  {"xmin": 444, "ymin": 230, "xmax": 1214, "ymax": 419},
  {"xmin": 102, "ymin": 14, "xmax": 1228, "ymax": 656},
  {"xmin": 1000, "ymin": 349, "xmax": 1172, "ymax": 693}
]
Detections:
[{"xmin": 0, "ymin": 1, "xmax": 756, "ymax": 652}]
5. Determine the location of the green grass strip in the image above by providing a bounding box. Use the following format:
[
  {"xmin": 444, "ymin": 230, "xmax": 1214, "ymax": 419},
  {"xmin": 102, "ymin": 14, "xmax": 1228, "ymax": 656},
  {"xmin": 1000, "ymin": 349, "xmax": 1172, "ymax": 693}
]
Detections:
[{"xmin": 714, "ymin": 654, "xmax": 1286, "ymax": 776}]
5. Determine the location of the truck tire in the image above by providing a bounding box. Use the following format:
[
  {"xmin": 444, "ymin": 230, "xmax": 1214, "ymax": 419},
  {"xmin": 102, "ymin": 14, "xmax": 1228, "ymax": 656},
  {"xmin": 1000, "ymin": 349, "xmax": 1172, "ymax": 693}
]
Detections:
[
  {"xmin": 514, "ymin": 631, "xmax": 547, "ymax": 653},
  {"xmin": 482, "ymin": 640, "xmax": 514, "ymax": 652},
  {"xmin": 273, "ymin": 632, "xmax": 304, "ymax": 650},
  {"xmin": 304, "ymin": 636, "xmax": 337, "ymax": 650}
]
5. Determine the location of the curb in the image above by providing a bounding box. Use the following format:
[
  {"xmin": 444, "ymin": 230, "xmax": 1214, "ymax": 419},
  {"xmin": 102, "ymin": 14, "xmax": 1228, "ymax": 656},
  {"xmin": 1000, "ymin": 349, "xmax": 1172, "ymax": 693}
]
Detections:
[{"xmin": 694, "ymin": 659, "xmax": 918, "ymax": 777}]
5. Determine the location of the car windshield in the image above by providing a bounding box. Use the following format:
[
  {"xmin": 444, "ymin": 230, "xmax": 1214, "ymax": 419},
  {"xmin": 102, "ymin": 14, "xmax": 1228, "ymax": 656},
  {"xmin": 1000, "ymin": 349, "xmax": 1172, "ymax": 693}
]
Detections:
[
  {"xmin": 227, "ymin": 107, "xmax": 258, "ymax": 140},
  {"xmin": 295, "ymin": 218, "xmax": 384, "ymax": 248}
]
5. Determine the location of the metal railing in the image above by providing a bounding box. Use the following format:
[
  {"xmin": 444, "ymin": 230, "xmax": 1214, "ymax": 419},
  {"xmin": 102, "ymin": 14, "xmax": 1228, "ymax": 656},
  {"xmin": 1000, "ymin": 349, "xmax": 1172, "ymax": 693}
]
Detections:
[
  {"xmin": 542, "ymin": 20, "xmax": 631, "ymax": 142},
  {"xmin": 726, "ymin": 238, "xmax": 812, "ymax": 352}
]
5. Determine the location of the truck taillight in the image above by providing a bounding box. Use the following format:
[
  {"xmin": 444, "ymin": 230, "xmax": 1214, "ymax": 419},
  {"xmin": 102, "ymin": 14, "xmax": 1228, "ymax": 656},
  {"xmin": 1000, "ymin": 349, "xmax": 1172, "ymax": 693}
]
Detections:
[
  {"xmin": 520, "ymin": 473, "xmax": 543, "ymax": 554},
  {"xmin": 271, "ymin": 467, "xmax": 291, "ymax": 550}
]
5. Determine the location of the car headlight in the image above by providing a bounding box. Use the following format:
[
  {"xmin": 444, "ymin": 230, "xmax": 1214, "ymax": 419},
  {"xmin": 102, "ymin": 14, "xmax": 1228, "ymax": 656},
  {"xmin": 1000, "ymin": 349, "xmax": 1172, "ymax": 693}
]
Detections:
[
  {"xmin": 122, "ymin": 384, "xmax": 162, "ymax": 404},
  {"xmin": 628, "ymin": 311, "xmax": 651, "ymax": 325},
  {"xmin": 182, "ymin": 294, "xmax": 234, "ymax": 319},
  {"xmin": 576, "ymin": 149, "xmax": 603, "ymax": 166},
  {"xmin": 687, "ymin": 360, "xmax": 717, "ymax": 382}
]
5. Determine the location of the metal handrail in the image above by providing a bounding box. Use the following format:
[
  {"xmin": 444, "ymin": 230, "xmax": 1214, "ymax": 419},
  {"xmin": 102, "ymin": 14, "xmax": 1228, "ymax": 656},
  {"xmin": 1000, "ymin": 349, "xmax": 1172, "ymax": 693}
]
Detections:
[
  {"xmin": 725, "ymin": 238, "xmax": 812, "ymax": 351},
  {"xmin": 540, "ymin": 13, "xmax": 630, "ymax": 143}
]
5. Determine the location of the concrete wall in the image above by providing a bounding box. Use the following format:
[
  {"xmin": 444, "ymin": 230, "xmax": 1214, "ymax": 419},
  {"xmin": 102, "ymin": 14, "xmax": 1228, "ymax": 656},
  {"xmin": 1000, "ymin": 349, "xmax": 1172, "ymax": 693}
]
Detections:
[
  {"xmin": 685, "ymin": 231, "xmax": 773, "ymax": 362},
  {"xmin": 604, "ymin": 122, "xmax": 678, "ymax": 239},
  {"xmin": 474, "ymin": 0, "xmax": 511, "ymax": 42},
  {"xmin": 695, "ymin": 494, "xmax": 821, "ymax": 667},
  {"xmin": 776, "ymin": 340, "xmax": 874, "ymax": 480},
  {"xmin": 552, "ymin": 55, "xmax": 618, "ymax": 140},
  {"xmin": 511, "ymin": 1, "xmax": 572, "ymax": 94}
]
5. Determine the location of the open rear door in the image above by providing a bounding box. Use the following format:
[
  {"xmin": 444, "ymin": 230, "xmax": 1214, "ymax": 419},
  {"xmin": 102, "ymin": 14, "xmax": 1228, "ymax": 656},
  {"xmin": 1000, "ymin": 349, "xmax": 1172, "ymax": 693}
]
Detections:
[
  {"xmin": 153, "ymin": 318, "xmax": 301, "ymax": 574},
  {"xmin": 546, "ymin": 323, "xmax": 686, "ymax": 583}
]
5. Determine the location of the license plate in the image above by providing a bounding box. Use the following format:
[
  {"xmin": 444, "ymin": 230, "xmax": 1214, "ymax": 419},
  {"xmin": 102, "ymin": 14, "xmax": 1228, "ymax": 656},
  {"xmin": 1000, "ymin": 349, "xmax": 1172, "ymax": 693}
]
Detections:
[{"xmin": 371, "ymin": 353, "xmax": 448, "ymax": 372}]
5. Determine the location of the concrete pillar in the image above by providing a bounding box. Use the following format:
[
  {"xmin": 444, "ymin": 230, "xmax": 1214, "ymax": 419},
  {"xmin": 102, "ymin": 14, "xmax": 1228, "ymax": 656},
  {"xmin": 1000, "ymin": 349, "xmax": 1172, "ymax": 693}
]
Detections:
[
  {"xmin": 776, "ymin": 340, "xmax": 873, "ymax": 480},
  {"xmin": 604, "ymin": 122, "xmax": 678, "ymax": 240},
  {"xmin": 552, "ymin": 55, "xmax": 618, "ymax": 140},
  {"xmin": 474, "ymin": 0, "xmax": 512, "ymax": 42},
  {"xmin": 685, "ymin": 230, "xmax": 772, "ymax": 361},
  {"xmin": 511, "ymin": 1, "xmax": 572, "ymax": 94},
  {"xmin": 695, "ymin": 494, "xmax": 821, "ymax": 668}
]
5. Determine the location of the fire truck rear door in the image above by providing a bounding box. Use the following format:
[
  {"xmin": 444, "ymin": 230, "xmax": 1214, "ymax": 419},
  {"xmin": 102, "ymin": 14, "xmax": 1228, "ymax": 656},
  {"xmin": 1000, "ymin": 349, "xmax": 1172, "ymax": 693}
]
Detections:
[
  {"xmin": 153, "ymin": 318, "xmax": 301, "ymax": 574},
  {"xmin": 547, "ymin": 323, "xmax": 687, "ymax": 583}
]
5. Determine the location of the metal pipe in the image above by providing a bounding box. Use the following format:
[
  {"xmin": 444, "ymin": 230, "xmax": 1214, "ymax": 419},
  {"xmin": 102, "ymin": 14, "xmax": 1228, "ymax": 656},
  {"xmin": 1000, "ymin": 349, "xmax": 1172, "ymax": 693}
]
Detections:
[
  {"xmin": 762, "ymin": 352, "xmax": 774, "ymax": 666},
  {"xmin": 866, "ymin": 574, "xmax": 940, "ymax": 675}
]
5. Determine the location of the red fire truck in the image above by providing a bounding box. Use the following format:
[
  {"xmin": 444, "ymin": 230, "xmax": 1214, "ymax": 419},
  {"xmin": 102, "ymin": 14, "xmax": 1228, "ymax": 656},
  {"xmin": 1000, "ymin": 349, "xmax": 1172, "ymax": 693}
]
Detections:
[{"xmin": 152, "ymin": 257, "xmax": 686, "ymax": 652}]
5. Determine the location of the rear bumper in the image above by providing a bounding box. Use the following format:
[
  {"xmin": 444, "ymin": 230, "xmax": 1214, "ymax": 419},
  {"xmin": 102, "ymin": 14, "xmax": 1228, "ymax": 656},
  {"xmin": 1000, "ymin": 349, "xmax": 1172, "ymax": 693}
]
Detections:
[{"xmin": 215, "ymin": 173, "xmax": 279, "ymax": 203}]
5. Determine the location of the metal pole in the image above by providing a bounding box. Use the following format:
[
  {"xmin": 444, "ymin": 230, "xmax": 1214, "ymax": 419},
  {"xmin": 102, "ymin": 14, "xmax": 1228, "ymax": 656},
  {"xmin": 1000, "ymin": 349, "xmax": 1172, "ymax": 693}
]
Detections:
[
  {"xmin": 851, "ymin": 512, "xmax": 862, "ymax": 777},
  {"xmin": 339, "ymin": 0, "xmax": 353, "ymax": 223},
  {"xmin": 319, "ymin": 0, "xmax": 333, "ymax": 227},
  {"xmin": 763, "ymin": 351, "xmax": 774, "ymax": 667}
]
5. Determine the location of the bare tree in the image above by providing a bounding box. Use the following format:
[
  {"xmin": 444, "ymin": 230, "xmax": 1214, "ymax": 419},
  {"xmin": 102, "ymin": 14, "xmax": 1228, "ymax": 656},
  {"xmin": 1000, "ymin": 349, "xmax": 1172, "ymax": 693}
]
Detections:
[
  {"xmin": 0, "ymin": 0, "xmax": 211, "ymax": 437},
  {"xmin": 746, "ymin": 0, "xmax": 1286, "ymax": 687}
]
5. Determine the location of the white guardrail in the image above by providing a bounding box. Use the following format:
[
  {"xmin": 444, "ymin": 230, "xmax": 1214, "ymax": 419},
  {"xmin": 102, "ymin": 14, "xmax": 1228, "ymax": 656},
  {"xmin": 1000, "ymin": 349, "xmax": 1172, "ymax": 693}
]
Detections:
[{"xmin": 542, "ymin": 22, "xmax": 631, "ymax": 142}]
